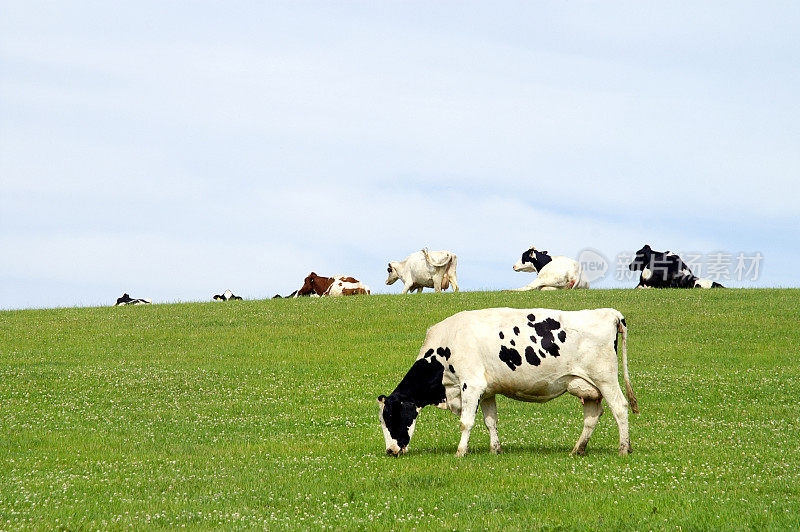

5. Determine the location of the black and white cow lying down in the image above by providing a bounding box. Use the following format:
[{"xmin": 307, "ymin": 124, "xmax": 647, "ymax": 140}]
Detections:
[
  {"xmin": 114, "ymin": 293, "xmax": 151, "ymax": 306},
  {"xmin": 213, "ymin": 289, "xmax": 242, "ymax": 301},
  {"xmin": 629, "ymin": 245, "xmax": 724, "ymax": 289},
  {"xmin": 378, "ymin": 307, "xmax": 638, "ymax": 457},
  {"xmin": 512, "ymin": 246, "xmax": 589, "ymax": 290}
]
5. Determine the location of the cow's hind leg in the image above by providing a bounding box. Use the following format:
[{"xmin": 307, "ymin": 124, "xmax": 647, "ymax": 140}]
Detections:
[
  {"xmin": 433, "ymin": 274, "xmax": 444, "ymax": 293},
  {"xmin": 455, "ymin": 383, "xmax": 484, "ymax": 457},
  {"xmin": 449, "ymin": 269, "xmax": 459, "ymax": 292},
  {"xmin": 480, "ymin": 395, "xmax": 501, "ymax": 454},
  {"xmin": 596, "ymin": 381, "xmax": 631, "ymax": 455},
  {"xmin": 570, "ymin": 399, "xmax": 603, "ymax": 456},
  {"xmin": 567, "ymin": 377, "xmax": 603, "ymax": 456}
]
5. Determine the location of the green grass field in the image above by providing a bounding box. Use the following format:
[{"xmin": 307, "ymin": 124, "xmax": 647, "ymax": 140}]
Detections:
[{"xmin": 2, "ymin": 289, "xmax": 799, "ymax": 529}]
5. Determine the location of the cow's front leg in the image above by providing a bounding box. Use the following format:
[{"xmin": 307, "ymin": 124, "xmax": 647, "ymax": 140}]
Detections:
[
  {"xmin": 401, "ymin": 281, "xmax": 413, "ymax": 294},
  {"xmin": 455, "ymin": 385, "xmax": 483, "ymax": 457},
  {"xmin": 480, "ymin": 395, "xmax": 501, "ymax": 454},
  {"xmin": 512, "ymin": 279, "xmax": 544, "ymax": 291},
  {"xmin": 432, "ymin": 274, "xmax": 443, "ymax": 293}
]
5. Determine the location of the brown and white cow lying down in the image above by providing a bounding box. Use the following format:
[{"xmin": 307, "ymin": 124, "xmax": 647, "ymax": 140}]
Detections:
[
  {"xmin": 378, "ymin": 307, "xmax": 638, "ymax": 457},
  {"xmin": 296, "ymin": 272, "xmax": 370, "ymax": 297}
]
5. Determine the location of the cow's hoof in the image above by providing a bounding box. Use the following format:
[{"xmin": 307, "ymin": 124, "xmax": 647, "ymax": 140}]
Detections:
[
  {"xmin": 455, "ymin": 448, "xmax": 468, "ymax": 457},
  {"xmin": 570, "ymin": 449, "xmax": 586, "ymax": 457},
  {"xmin": 619, "ymin": 440, "xmax": 632, "ymax": 456},
  {"xmin": 490, "ymin": 445, "xmax": 502, "ymax": 454}
]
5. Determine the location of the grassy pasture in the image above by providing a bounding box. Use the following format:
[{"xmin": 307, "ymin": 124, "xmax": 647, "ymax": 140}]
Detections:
[{"xmin": 1, "ymin": 289, "xmax": 799, "ymax": 529}]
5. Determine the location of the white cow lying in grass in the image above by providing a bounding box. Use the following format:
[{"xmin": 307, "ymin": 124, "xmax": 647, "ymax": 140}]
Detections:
[
  {"xmin": 386, "ymin": 248, "xmax": 459, "ymax": 294},
  {"xmin": 512, "ymin": 246, "xmax": 589, "ymax": 290},
  {"xmin": 378, "ymin": 307, "xmax": 638, "ymax": 457}
]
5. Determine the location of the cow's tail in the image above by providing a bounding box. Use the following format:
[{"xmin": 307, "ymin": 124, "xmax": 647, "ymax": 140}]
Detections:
[
  {"xmin": 616, "ymin": 314, "xmax": 639, "ymax": 414},
  {"xmin": 423, "ymin": 248, "xmax": 455, "ymax": 291},
  {"xmin": 422, "ymin": 247, "xmax": 452, "ymax": 268}
]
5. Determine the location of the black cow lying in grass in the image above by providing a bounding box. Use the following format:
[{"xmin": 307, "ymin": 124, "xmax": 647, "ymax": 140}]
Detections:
[
  {"xmin": 213, "ymin": 290, "xmax": 243, "ymax": 301},
  {"xmin": 628, "ymin": 245, "xmax": 724, "ymax": 289},
  {"xmin": 114, "ymin": 293, "xmax": 152, "ymax": 306}
]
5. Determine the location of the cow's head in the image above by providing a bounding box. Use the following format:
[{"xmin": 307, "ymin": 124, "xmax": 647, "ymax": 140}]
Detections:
[
  {"xmin": 297, "ymin": 272, "xmax": 321, "ymax": 296},
  {"xmin": 377, "ymin": 394, "xmax": 420, "ymax": 456},
  {"xmin": 513, "ymin": 246, "xmax": 552, "ymax": 272},
  {"xmin": 628, "ymin": 245, "xmax": 653, "ymax": 271},
  {"xmin": 385, "ymin": 262, "xmax": 400, "ymax": 285}
]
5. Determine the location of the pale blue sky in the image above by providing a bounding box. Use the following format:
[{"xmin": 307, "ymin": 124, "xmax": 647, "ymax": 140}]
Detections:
[{"xmin": 2, "ymin": 2, "xmax": 798, "ymax": 309}]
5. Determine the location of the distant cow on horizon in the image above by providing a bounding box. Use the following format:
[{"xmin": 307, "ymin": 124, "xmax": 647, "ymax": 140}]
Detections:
[
  {"xmin": 628, "ymin": 245, "xmax": 724, "ymax": 289},
  {"xmin": 512, "ymin": 246, "xmax": 589, "ymax": 291},
  {"xmin": 295, "ymin": 273, "xmax": 371, "ymax": 297},
  {"xmin": 213, "ymin": 290, "xmax": 242, "ymax": 301},
  {"xmin": 115, "ymin": 293, "xmax": 152, "ymax": 306},
  {"xmin": 386, "ymin": 249, "xmax": 459, "ymax": 294}
]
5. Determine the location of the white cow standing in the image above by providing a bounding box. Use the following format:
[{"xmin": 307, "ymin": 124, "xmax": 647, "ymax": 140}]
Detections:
[
  {"xmin": 378, "ymin": 307, "xmax": 638, "ymax": 457},
  {"xmin": 386, "ymin": 249, "xmax": 459, "ymax": 294},
  {"xmin": 512, "ymin": 246, "xmax": 589, "ymax": 291}
]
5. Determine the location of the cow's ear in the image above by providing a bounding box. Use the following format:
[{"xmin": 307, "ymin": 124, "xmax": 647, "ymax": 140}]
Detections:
[{"xmin": 377, "ymin": 395, "xmax": 386, "ymax": 404}]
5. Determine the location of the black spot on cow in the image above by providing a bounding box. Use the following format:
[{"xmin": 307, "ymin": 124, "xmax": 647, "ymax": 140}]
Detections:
[
  {"xmin": 513, "ymin": 326, "xmax": 520, "ymax": 335},
  {"xmin": 558, "ymin": 330, "xmax": 566, "ymax": 342},
  {"xmin": 462, "ymin": 383, "xmax": 467, "ymax": 391},
  {"xmin": 499, "ymin": 345, "xmax": 522, "ymax": 371},
  {"xmin": 449, "ymin": 365, "xmax": 455, "ymax": 373},
  {"xmin": 424, "ymin": 348, "xmax": 435, "ymax": 358},
  {"xmin": 499, "ymin": 331, "xmax": 504, "ymax": 339},
  {"xmin": 527, "ymin": 314, "xmax": 536, "ymax": 322},
  {"xmin": 533, "ymin": 318, "xmax": 563, "ymax": 358},
  {"xmin": 510, "ymin": 339, "xmax": 516, "ymax": 346},
  {"xmin": 436, "ymin": 347, "xmax": 451, "ymax": 360},
  {"xmin": 524, "ymin": 346, "xmax": 540, "ymax": 366},
  {"xmin": 530, "ymin": 335, "xmax": 537, "ymax": 344},
  {"xmin": 620, "ymin": 318, "xmax": 626, "ymax": 328}
]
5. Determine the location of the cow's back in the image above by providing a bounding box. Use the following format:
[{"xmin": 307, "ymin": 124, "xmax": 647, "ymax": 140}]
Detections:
[{"xmin": 422, "ymin": 308, "xmax": 622, "ymax": 401}]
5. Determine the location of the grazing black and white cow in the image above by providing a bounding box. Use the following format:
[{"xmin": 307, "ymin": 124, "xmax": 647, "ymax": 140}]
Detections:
[
  {"xmin": 377, "ymin": 307, "xmax": 638, "ymax": 457},
  {"xmin": 628, "ymin": 245, "xmax": 724, "ymax": 289},
  {"xmin": 114, "ymin": 293, "xmax": 151, "ymax": 306},
  {"xmin": 386, "ymin": 249, "xmax": 459, "ymax": 294},
  {"xmin": 512, "ymin": 246, "xmax": 589, "ymax": 290},
  {"xmin": 213, "ymin": 289, "xmax": 242, "ymax": 301}
]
